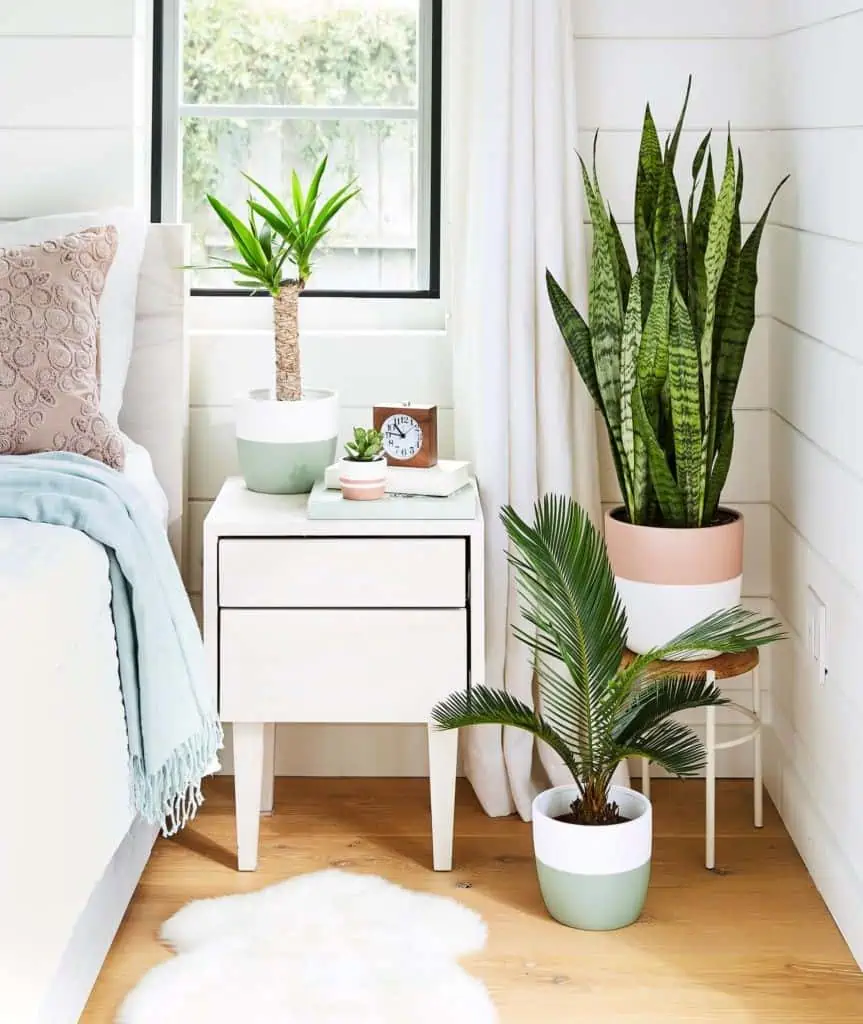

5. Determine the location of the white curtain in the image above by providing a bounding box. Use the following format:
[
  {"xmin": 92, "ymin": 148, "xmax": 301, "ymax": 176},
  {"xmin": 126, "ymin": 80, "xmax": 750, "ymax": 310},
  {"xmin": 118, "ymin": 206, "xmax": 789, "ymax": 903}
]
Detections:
[{"xmin": 447, "ymin": 0, "xmax": 609, "ymax": 820}]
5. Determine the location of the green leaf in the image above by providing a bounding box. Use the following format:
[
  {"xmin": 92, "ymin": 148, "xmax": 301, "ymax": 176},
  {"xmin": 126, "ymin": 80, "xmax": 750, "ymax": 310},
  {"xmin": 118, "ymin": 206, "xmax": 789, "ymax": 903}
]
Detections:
[
  {"xmin": 242, "ymin": 171, "xmax": 295, "ymax": 226},
  {"xmin": 431, "ymin": 687, "xmax": 581, "ymax": 782},
  {"xmin": 546, "ymin": 271, "xmax": 602, "ymax": 409},
  {"xmin": 206, "ymin": 194, "xmax": 267, "ymax": 272},
  {"xmin": 709, "ymin": 174, "xmax": 788, "ymax": 493},
  {"xmin": 637, "ymin": 255, "xmax": 672, "ymax": 412},
  {"xmin": 609, "ymin": 211, "xmax": 632, "ymax": 312},
  {"xmin": 619, "ymin": 270, "xmax": 642, "ymax": 514},
  {"xmin": 633, "ymin": 383, "xmax": 685, "ymax": 525},
  {"xmin": 635, "ymin": 103, "xmax": 662, "ymax": 322},
  {"xmin": 291, "ymin": 169, "xmax": 305, "ymax": 222},
  {"xmin": 652, "ymin": 78, "xmax": 691, "ymax": 274},
  {"xmin": 650, "ymin": 606, "xmax": 786, "ymax": 662},
  {"xmin": 614, "ymin": 674, "xmax": 728, "ymax": 747},
  {"xmin": 703, "ymin": 411, "xmax": 734, "ymax": 523},
  {"xmin": 667, "ymin": 281, "xmax": 703, "ymax": 525},
  {"xmin": 579, "ymin": 155, "xmax": 624, "ymax": 465},
  {"xmin": 698, "ymin": 135, "xmax": 736, "ymax": 431},
  {"xmin": 689, "ymin": 148, "xmax": 716, "ymax": 342},
  {"xmin": 617, "ymin": 719, "xmax": 708, "ymax": 777}
]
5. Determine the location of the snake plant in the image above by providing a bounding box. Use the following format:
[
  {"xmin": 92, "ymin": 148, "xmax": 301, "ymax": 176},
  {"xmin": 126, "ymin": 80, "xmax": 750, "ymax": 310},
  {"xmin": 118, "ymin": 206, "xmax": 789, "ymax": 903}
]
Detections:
[
  {"xmin": 547, "ymin": 79, "xmax": 787, "ymax": 527},
  {"xmin": 431, "ymin": 496, "xmax": 784, "ymax": 824}
]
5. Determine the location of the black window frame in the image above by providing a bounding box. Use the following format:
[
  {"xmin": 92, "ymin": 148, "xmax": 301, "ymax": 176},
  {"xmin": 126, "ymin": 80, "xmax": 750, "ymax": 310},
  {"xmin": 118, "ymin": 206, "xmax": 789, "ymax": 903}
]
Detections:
[{"xmin": 150, "ymin": 0, "xmax": 443, "ymax": 300}]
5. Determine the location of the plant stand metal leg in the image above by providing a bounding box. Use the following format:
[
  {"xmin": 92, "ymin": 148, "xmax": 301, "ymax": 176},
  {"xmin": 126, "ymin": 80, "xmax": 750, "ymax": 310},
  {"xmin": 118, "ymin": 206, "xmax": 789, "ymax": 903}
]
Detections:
[
  {"xmin": 642, "ymin": 757, "xmax": 651, "ymax": 799},
  {"xmin": 427, "ymin": 722, "xmax": 458, "ymax": 871},
  {"xmin": 234, "ymin": 722, "xmax": 264, "ymax": 871},
  {"xmin": 260, "ymin": 722, "xmax": 276, "ymax": 815},
  {"xmin": 705, "ymin": 692, "xmax": 717, "ymax": 871},
  {"xmin": 753, "ymin": 665, "xmax": 763, "ymax": 828}
]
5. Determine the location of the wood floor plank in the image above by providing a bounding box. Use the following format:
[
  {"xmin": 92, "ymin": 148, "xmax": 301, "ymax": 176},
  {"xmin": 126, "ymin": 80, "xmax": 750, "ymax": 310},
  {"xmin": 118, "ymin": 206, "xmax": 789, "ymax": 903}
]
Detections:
[{"xmin": 82, "ymin": 778, "xmax": 863, "ymax": 1022}]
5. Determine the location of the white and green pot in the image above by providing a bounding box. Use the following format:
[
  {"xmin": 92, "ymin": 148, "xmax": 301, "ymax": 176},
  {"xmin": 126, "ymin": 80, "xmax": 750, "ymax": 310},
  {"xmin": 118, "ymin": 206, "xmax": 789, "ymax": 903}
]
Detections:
[
  {"xmin": 235, "ymin": 388, "xmax": 338, "ymax": 495},
  {"xmin": 532, "ymin": 784, "xmax": 652, "ymax": 930}
]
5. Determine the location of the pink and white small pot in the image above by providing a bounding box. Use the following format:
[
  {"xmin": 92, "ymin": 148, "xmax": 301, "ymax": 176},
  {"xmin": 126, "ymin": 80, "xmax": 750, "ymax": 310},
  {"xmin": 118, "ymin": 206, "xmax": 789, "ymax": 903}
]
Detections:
[
  {"xmin": 604, "ymin": 507, "xmax": 744, "ymax": 657},
  {"xmin": 338, "ymin": 456, "xmax": 387, "ymax": 501}
]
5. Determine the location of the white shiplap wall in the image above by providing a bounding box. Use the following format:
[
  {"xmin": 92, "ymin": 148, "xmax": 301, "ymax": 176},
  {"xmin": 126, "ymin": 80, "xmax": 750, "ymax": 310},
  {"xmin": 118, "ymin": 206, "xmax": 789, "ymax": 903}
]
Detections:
[
  {"xmin": 766, "ymin": 4, "xmax": 863, "ymax": 965},
  {"xmin": 0, "ymin": 2, "xmax": 151, "ymax": 216},
  {"xmin": 574, "ymin": 1, "xmax": 777, "ymax": 776}
]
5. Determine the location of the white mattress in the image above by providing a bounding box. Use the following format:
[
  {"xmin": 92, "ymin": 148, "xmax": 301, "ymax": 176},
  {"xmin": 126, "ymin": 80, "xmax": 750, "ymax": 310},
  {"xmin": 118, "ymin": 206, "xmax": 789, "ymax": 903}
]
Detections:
[{"xmin": 0, "ymin": 442, "xmax": 168, "ymax": 1022}]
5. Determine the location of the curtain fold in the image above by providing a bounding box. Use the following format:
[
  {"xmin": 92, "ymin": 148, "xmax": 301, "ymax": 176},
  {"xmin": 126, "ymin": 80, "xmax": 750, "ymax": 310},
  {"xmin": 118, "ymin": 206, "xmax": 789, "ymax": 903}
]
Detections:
[{"xmin": 447, "ymin": 0, "xmax": 609, "ymax": 820}]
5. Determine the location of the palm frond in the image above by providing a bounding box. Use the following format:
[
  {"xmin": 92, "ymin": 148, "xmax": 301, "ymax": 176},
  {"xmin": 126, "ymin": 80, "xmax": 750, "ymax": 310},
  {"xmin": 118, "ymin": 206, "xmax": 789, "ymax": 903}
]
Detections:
[
  {"xmin": 614, "ymin": 674, "xmax": 727, "ymax": 746},
  {"xmin": 616, "ymin": 719, "xmax": 707, "ymax": 777},
  {"xmin": 651, "ymin": 606, "xmax": 786, "ymax": 661},
  {"xmin": 430, "ymin": 686, "xmax": 580, "ymax": 782}
]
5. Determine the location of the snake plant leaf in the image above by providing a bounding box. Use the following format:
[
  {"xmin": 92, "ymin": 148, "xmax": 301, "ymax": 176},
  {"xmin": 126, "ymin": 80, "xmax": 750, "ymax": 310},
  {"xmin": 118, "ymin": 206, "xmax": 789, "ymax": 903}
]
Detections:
[
  {"xmin": 633, "ymin": 382, "xmax": 685, "ymax": 525},
  {"xmin": 609, "ymin": 211, "xmax": 633, "ymax": 311},
  {"xmin": 635, "ymin": 103, "xmax": 662, "ymax": 322},
  {"xmin": 710, "ymin": 174, "xmax": 789, "ymax": 478},
  {"xmin": 698, "ymin": 134, "xmax": 736, "ymax": 436},
  {"xmin": 637, "ymin": 255, "xmax": 673, "ymax": 417},
  {"xmin": 620, "ymin": 271, "xmax": 642, "ymax": 509},
  {"xmin": 652, "ymin": 77, "xmax": 691, "ymax": 274},
  {"xmin": 688, "ymin": 136, "xmax": 714, "ymax": 339},
  {"xmin": 579, "ymin": 154, "xmax": 624, "ymax": 459},
  {"xmin": 667, "ymin": 282, "xmax": 703, "ymax": 524},
  {"xmin": 546, "ymin": 270, "xmax": 602, "ymax": 410},
  {"xmin": 707, "ymin": 151, "xmax": 745, "ymax": 468},
  {"xmin": 703, "ymin": 411, "xmax": 734, "ymax": 523}
]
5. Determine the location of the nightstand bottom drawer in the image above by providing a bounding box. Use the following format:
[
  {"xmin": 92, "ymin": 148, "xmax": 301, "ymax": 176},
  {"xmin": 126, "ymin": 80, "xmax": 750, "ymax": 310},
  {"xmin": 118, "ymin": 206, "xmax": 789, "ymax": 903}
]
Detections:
[{"xmin": 220, "ymin": 609, "xmax": 467, "ymax": 723}]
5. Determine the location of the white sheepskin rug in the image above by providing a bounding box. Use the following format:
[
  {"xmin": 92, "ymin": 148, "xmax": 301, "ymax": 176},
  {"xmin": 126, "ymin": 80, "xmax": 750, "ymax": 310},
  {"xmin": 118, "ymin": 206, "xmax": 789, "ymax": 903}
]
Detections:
[{"xmin": 118, "ymin": 869, "xmax": 498, "ymax": 1024}]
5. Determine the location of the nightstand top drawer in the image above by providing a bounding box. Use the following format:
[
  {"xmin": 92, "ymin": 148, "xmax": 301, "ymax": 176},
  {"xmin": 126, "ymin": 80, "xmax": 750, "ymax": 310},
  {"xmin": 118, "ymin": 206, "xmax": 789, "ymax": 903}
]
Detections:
[{"xmin": 219, "ymin": 537, "xmax": 466, "ymax": 608}]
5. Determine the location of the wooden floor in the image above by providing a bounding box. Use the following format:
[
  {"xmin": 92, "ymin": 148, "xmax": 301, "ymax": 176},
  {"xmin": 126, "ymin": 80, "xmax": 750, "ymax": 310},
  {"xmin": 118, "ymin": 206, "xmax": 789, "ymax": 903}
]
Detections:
[{"xmin": 84, "ymin": 778, "xmax": 863, "ymax": 1022}]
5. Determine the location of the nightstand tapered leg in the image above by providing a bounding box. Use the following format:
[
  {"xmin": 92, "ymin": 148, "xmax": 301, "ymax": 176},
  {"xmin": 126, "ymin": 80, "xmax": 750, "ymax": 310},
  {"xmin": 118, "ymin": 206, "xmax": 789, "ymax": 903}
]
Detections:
[
  {"xmin": 428, "ymin": 723, "xmax": 458, "ymax": 871},
  {"xmin": 261, "ymin": 723, "xmax": 276, "ymax": 814},
  {"xmin": 234, "ymin": 722, "xmax": 264, "ymax": 871}
]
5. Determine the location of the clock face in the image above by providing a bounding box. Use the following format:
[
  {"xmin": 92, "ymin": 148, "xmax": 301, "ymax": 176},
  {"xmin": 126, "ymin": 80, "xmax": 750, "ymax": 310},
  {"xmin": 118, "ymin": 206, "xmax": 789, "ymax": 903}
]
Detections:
[{"xmin": 381, "ymin": 413, "xmax": 423, "ymax": 461}]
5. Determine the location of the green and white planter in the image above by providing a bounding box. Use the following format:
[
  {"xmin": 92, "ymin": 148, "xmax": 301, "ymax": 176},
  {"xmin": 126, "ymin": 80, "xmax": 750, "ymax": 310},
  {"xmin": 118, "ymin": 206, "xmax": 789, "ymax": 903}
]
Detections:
[
  {"xmin": 235, "ymin": 388, "xmax": 338, "ymax": 495},
  {"xmin": 532, "ymin": 784, "xmax": 652, "ymax": 930}
]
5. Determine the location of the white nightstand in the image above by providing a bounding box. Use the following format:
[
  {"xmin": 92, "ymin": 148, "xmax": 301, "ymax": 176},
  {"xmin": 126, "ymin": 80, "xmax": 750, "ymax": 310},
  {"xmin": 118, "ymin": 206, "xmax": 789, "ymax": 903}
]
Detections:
[{"xmin": 203, "ymin": 477, "xmax": 485, "ymax": 872}]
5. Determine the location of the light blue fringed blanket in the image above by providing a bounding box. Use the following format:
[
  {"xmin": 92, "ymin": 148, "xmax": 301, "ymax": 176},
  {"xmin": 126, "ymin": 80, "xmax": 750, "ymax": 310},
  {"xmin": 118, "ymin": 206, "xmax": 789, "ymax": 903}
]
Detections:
[{"xmin": 0, "ymin": 451, "xmax": 223, "ymax": 834}]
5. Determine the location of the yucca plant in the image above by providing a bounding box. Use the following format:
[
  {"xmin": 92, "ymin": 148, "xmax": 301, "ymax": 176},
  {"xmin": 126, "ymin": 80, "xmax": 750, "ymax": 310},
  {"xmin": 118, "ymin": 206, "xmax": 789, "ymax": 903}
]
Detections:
[
  {"xmin": 343, "ymin": 427, "xmax": 384, "ymax": 461},
  {"xmin": 547, "ymin": 79, "xmax": 788, "ymax": 527},
  {"xmin": 196, "ymin": 156, "xmax": 360, "ymax": 401},
  {"xmin": 431, "ymin": 495, "xmax": 784, "ymax": 825}
]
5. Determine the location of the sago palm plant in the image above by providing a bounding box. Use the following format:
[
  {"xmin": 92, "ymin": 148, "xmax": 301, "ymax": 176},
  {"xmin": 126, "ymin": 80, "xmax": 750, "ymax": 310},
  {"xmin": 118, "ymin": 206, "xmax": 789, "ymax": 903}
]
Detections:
[
  {"xmin": 431, "ymin": 496, "xmax": 784, "ymax": 824},
  {"xmin": 196, "ymin": 155, "xmax": 359, "ymax": 401},
  {"xmin": 547, "ymin": 79, "xmax": 788, "ymax": 527}
]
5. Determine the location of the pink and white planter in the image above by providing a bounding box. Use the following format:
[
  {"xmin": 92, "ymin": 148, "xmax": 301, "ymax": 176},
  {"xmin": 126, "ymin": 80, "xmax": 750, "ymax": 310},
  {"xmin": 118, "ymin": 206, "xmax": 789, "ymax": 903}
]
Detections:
[
  {"xmin": 604, "ymin": 507, "xmax": 744, "ymax": 657},
  {"xmin": 338, "ymin": 456, "xmax": 388, "ymax": 501}
]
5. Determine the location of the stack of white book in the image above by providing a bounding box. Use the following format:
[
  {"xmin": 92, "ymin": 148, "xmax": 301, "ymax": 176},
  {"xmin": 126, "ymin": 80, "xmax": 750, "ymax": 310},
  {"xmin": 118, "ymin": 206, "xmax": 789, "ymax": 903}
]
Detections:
[{"xmin": 323, "ymin": 459, "xmax": 471, "ymax": 497}]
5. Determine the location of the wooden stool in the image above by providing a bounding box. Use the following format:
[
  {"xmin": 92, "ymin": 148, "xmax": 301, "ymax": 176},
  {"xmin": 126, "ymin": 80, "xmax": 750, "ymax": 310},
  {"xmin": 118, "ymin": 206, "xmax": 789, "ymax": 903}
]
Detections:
[{"xmin": 626, "ymin": 648, "xmax": 761, "ymax": 870}]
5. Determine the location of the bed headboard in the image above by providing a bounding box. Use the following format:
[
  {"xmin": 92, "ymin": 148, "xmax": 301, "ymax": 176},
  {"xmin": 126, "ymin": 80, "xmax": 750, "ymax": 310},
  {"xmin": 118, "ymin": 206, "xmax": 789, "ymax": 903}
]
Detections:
[{"xmin": 119, "ymin": 224, "xmax": 190, "ymax": 568}]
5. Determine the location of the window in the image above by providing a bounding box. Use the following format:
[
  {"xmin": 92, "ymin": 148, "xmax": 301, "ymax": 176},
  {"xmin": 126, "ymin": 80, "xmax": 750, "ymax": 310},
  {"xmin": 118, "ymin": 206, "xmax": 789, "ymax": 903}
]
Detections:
[{"xmin": 154, "ymin": 0, "xmax": 441, "ymax": 297}]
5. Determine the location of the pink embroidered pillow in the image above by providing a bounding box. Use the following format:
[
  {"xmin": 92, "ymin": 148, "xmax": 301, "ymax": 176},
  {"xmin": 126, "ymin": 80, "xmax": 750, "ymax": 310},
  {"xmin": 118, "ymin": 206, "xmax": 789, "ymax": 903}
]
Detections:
[{"xmin": 0, "ymin": 226, "xmax": 124, "ymax": 468}]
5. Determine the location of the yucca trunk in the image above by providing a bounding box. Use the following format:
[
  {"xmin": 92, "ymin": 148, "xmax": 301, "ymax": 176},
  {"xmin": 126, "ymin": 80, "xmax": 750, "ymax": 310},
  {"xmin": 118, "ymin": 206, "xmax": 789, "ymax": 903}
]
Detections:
[{"xmin": 273, "ymin": 281, "xmax": 303, "ymax": 401}]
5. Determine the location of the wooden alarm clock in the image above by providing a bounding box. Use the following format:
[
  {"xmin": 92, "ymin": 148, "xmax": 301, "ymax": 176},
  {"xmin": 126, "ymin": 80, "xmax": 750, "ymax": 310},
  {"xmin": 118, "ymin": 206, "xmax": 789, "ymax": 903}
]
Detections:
[{"xmin": 372, "ymin": 403, "xmax": 438, "ymax": 468}]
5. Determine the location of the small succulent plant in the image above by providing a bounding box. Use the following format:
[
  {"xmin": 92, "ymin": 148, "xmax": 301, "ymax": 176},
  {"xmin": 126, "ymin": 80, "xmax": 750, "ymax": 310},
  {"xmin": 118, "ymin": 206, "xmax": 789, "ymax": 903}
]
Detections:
[{"xmin": 344, "ymin": 427, "xmax": 384, "ymax": 461}]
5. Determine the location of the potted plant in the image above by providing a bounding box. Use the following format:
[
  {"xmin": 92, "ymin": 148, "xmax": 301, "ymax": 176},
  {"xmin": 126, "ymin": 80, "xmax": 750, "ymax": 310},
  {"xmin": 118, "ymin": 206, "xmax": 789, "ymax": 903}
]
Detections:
[
  {"xmin": 338, "ymin": 427, "xmax": 387, "ymax": 500},
  {"xmin": 546, "ymin": 79, "xmax": 788, "ymax": 653},
  {"xmin": 432, "ymin": 495, "xmax": 783, "ymax": 930},
  {"xmin": 197, "ymin": 156, "xmax": 360, "ymax": 494}
]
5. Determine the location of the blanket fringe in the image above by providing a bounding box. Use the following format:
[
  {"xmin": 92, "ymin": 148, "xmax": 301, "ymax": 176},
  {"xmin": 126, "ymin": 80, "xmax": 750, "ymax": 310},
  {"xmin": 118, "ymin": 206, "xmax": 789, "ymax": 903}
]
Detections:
[{"xmin": 132, "ymin": 715, "xmax": 224, "ymax": 836}]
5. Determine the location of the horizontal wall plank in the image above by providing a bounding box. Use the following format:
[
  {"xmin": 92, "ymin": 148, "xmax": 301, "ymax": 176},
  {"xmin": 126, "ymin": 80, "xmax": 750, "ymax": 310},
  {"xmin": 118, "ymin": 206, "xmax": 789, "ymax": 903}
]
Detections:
[
  {"xmin": 0, "ymin": 129, "xmax": 135, "ymax": 217},
  {"xmin": 573, "ymin": 1, "xmax": 774, "ymax": 38},
  {"xmin": 770, "ymin": 413, "xmax": 863, "ymax": 591},
  {"xmin": 0, "ymin": 2, "xmax": 135, "ymax": 36},
  {"xmin": 598, "ymin": 409, "xmax": 770, "ymax": 504},
  {"xmin": 0, "ymin": 39, "xmax": 135, "ymax": 128},
  {"xmin": 190, "ymin": 330, "xmax": 453, "ymax": 408},
  {"xmin": 188, "ymin": 405, "xmax": 455, "ymax": 501},
  {"xmin": 769, "ymin": 226, "xmax": 863, "ymax": 360},
  {"xmin": 574, "ymin": 39, "xmax": 774, "ymax": 131},
  {"xmin": 773, "ymin": 128, "xmax": 863, "ymax": 244},
  {"xmin": 581, "ymin": 129, "xmax": 779, "ymax": 226},
  {"xmin": 777, "ymin": 12, "xmax": 863, "ymax": 128},
  {"xmin": 779, "ymin": 2, "xmax": 863, "ymax": 33},
  {"xmin": 770, "ymin": 319, "xmax": 863, "ymax": 478}
]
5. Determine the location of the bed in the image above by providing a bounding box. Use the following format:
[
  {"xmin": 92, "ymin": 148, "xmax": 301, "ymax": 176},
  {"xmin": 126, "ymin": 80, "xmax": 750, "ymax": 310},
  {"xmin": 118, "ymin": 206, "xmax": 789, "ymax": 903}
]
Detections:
[{"xmin": 0, "ymin": 224, "xmax": 190, "ymax": 1024}]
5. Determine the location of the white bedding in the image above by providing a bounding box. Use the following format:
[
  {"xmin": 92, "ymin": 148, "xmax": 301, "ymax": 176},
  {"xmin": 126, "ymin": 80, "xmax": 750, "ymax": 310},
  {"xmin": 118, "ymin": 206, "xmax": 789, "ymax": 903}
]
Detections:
[{"xmin": 0, "ymin": 442, "xmax": 169, "ymax": 1022}]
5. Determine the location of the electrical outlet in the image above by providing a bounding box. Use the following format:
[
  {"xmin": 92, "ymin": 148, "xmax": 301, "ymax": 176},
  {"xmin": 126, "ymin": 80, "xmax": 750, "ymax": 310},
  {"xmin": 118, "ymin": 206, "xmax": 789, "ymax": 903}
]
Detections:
[{"xmin": 805, "ymin": 585, "xmax": 828, "ymax": 685}]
